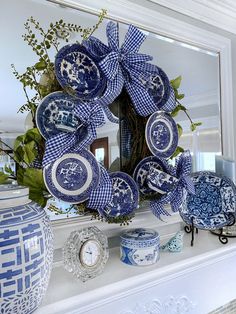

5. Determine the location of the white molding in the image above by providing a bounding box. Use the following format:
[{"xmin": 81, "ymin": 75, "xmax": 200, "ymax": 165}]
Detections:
[
  {"xmin": 36, "ymin": 237, "xmax": 236, "ymax": 314},
  {"xmin": 148, "ymin": 0, "xmax": 236, "ymax": 34},
  {"xmin": 120, "ymin": 296, "xmax": 195, "ymax": 314}
]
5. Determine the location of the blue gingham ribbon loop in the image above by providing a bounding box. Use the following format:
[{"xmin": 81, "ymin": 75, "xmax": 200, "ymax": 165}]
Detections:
[
  {"xmin": 175, "ymin": 150, "xmax": 195, "ymax": 195},
  {"xmin": 87, "ymin": 165, "xmax": 112, "ymax": 213},
  {"xmin": 150, "ymin": 150, "xmax": 194, "ymax": 219},
  {"xmin": 84, "ymin": 22, "xmax": 160, "ymax": 116},
  {"xmin": 42, "ymin": 103, "xmax": 105, "ymax": 166}
]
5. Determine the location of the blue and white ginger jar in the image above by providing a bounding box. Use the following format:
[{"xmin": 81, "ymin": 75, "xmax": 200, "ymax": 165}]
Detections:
[
  {"xmin": 120, "ymin": 228, "xmax": 160, "ymax": 266},
  {"xmin": 0, "ymin": 184, "xmax": 54, "ymax": 314}
]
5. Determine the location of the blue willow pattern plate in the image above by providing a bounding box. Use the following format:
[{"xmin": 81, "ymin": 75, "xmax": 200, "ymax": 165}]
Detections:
[
  {"xmin": 103, "ymin": 172, "xmax": 139, "ymax": 218},
  {"xmin": 55, "ymin": 44, "xmax": 106, "ymax": 100},
  {"xmin": 36, "ymin": 91, "xmax": 82, "ymax": 139},
  {"xmin": 43, "ymin": 150, "xmax": 100, "ymax": 204},
  {"xmin": 133, "ymin": 156, "xmax": 169, "ymax": 196},
  {"xmin": 179, "ymin": 171, "xmax": 236, "ymax": 230},
  {"xmin": 142, "ymin": 67, "xmax": 171, "ymax": 109},
  {"xmin": 145, "ymin": 111, "xmax": 178, "ymax": 158}
]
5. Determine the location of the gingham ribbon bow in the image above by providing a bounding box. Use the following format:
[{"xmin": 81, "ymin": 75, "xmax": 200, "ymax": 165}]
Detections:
[
  {"xmin": 150, "ymin": 150, "xmax": 195, "ymax": 219},
  {"xmin": 84, "ymin": 22, "xmax": 160, "ymax": 116},
  {"xmin": 87, "ymin": 165, "xmax": 113, "ymax": 213},
  {"xmin": 42, "ymin": 103, "xmax": 105, "ymax": 166}
]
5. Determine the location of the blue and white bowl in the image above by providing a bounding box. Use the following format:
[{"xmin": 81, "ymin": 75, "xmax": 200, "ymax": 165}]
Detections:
[{"xmin": 120, "ymin": 228, "xmax": 160, "ymax": 266}]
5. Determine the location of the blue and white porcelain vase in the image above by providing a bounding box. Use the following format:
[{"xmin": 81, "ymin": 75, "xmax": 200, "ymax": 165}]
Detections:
[{"xmin": 0, "ymin": 184, "xmax": 54, "ymax": 314}]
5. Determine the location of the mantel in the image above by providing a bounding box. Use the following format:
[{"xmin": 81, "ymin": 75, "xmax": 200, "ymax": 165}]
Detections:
[{"xmin": 36, "ymin": 216, "xmax": 236, "ymax": 314}]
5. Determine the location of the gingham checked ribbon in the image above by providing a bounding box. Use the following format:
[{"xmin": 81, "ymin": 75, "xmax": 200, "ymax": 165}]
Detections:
[
  {"xmin": 150, "ymin": 150, "xmax": 195, "ymax": 219},
  {"xmin": 42, "ymin": 103, "xmax": 105, "ymax": 166},
  {"xmin": 84, "ymin": 22, "xmax": 163, "ymax": 116},
  {"xmin": 87, "ymin": 165, "xmax": 112, "ymax": 213}
]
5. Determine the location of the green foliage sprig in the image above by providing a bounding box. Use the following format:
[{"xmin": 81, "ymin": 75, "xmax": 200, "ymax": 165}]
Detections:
[
  {"xmin": 170, "ymin": 76, "xmax": 202, "ymax": 132},
  {"xmin": 9, "ymin": 13, "xmax": 107, "ymax": 208},
  {"xmin": 91, "ymin": 212, "xmax": 134, "ymax": 226},
  {"xmin": 12, "ymin": 11, "xmax": 107, "ymax": 116}
]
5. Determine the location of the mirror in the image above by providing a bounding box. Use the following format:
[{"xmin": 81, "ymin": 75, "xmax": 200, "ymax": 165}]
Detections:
[{"xmin": 1, "ymin": 0, "xmax": 221, "ymax": 221}]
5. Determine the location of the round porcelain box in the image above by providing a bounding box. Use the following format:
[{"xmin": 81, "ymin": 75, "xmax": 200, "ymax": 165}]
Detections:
[{"xmin": 120, "ymin": 228, "xmax": 160, "ymax": 266}]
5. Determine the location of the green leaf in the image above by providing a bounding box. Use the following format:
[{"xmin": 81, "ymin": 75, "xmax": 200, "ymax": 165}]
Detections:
[
  {"xmin": 171, "ymin": 104, "xmax": 186, "ymax": 117},
  {"xmin": 14, "ymin": 134, "xmax": 25, "ymax": 151},
  {"xmin": 176, "ymin": 93, "xmax": 185, "ymax": 100},
  {"xmin": 34, "ymin": 60, "xmax": 47, "ymax": 71},
  {"xmin": 16, "ymin": 167, "xmax": 25, "ymax": 185},
  {"xmin": 14, "ymin": 146, "xmax": 25, "ymax": 164},
  {"xmin": 4, "ymin": 165, "xmax": 14, "ymax": 176},
  {"xmin": 170, "ymin": 76, "xmax": 182, "ymax": 90},
  {"xmin": 177, "ymin": 123, "xmax": 183, "ymax": 137},
  {"xmin": 194, "ymin": 122, "xmax": 202, "ymax": 127},
  {"xmin": 0, "ymin": 172, "xmax": 9, "ymax": 184},
  {"xmin": 171, "ymin": 146, "xmax": 185, "ymax": 158},
  {"xmin": 22, "ymin": 168, "xmax": 48, "ymax": 207},
  {"xmin": 23, "ymin": 141, "xmax": 37, "ymax": 164},
  {"xmin": 190, "ymin": 123, "xmax": 196, "ymax": 132},
  {"xmin": 24, "ymin": 128, "xmax": 42, "ymax": 144}
]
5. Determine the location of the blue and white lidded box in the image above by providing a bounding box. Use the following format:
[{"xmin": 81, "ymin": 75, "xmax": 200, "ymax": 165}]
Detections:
[{"xmin": 120, "ymin": 228, "xmax": 160, "ymax": 266}]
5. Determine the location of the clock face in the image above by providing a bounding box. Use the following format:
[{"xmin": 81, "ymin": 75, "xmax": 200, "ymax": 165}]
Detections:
[{"xmin": 80, "ymin": 239, "xmax": 101, "ymax": 267}]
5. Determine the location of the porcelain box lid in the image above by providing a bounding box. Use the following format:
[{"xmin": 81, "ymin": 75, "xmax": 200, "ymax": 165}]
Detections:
[{"xmin": 120, "ymin": 228, "xmax": 160, "ymax": 248}]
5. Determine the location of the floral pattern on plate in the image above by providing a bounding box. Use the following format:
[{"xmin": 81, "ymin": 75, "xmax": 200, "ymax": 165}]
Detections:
[
  {"xmin": 179, "ymin": 171, "xmax": 236, "ymax": 230},
  {"xmin": 145, "ymin": 111, "xmax": 178, "ymax": 158},
  {"xmin": 141, "ymin": 67, "xmax": 170, "ymax": 108},
  {"xmin": 133, "ymin": 156, "xmax": 169, "ymax": 196},
  {"xmin": 36, "ymin": 91, "xmax": 82, "ymax": 139},
  {"xmin": 43, "ymin": 150, "xmax": 100, "ymax": 204},
  {"xmin": 55, "ymin": 44, "xmax": 106, "ymax": 100},
  {"xmin": 103, "ymin": 172, "xmax": 139, "ymax": 218}
]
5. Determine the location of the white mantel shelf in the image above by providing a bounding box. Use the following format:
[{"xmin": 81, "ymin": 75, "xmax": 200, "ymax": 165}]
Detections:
[{"xmin": 35, "ymin": 218, "xmax": 236, "ymax": 314}]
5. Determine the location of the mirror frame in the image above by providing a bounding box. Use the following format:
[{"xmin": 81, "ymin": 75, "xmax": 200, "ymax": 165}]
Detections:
[{"xmin": 45, "ymin": 0, "xmax": 234, "ymax": 248}]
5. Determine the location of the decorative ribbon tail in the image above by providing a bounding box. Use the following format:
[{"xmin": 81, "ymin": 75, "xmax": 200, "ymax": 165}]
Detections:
[
  {"xmin": 99, "ymin": 51, "xmax": 120, "ymax": 80},
  {"xmin": 125, "ymin": 80, "xmax": 157, "ymax": 116},
  {"xmin": 150, "ymin": 201, "xmax": 171, "ymax": 221},
  {"xmin": 83, "ymin": 36, "xmax": 111, "ymax": 59},
  {"xmin": 106, "ymin": 21, "xmax": 120, "ymax": 51},
  {"xmin": 176, "ymin": 150, "xmax": 192, "ymax": 177},
  {"xmin": 171, "ymin": 187, "xmax": 185, "ymax": 212},
  {"xmin": 161, "ymin": 87, "xmax": 177, "ymax": 112},
  {"xmin": 87, "ymin": 165, "xmax": 113, "ymax": 214},
  {"xmin": 121, "ymin": 24, "xmax": 147, "ymax": 53},
  {"xmin": 42, "ymin": 132, "xmax": 77, "ymax": 167},
  {"xmin": 97, "ymin": 68, "xmax": 125, "ymax": 107},
  {"xmin": 102, "ymin": 106, "xmax": 119, "ymax": 124},
  {"xmin": 181, "ymin": 176, "xmax": 195, "ymax": 195}
]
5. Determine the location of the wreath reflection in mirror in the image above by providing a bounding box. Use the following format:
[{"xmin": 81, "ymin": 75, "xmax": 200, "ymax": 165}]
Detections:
[{"xmin": 7, "ymin": 13, "xmax": 202, "ymax": 224}]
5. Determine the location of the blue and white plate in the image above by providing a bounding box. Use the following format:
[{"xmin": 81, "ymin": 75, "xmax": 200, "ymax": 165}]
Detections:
[
  {"xmin": 143, "ymin": 67, "xmax": 171, "ymax": 109},
  {"xmin": 55, "ymin": 44, "xmax": 106, "ymax": 100},
  {"xmin": 145, "ymin": 111, "xmax": 178, "ymax": 158},
  {"xmin": 179, "ymin": 171, "xmax": 236, "ymax": 230},
  {"xmin": 103, "ymin": 172, "xmax": 139, "ymax": 218},
  {"xmin": 43, "ymin": 150, "xmax": 100, "ymax": 204},
  {"xmin": 133, "ymin": 156, "xmax": 169, "ymax": 195},
  {"xmin": 36, "ymin": 91, "xmax": 83, "ymax": 139}
]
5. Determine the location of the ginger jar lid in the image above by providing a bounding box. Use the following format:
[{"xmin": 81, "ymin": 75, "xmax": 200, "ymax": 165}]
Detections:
[
  {"xmin": 0, "ymin": 184, "xmax": 29, "ymax": 200},
  {"xmin": 120, "ymin": 228, "xmax": 159, "ymax": 248}
]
